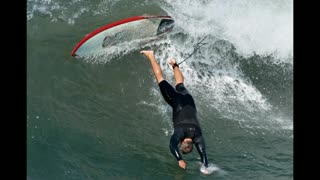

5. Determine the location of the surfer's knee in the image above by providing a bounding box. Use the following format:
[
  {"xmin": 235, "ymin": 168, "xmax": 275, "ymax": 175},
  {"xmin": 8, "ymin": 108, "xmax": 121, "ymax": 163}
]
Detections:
[
  {"xmin": 157, "ymin": 78, "xmax": 165, "ymax": 84},
  {"xmin": 155, "ymin": 71, "xmax": 165, "ymax": 83}
]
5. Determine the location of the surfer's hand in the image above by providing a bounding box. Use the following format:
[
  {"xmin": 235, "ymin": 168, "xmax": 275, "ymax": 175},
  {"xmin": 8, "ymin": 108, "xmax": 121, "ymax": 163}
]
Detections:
[
  {"xmin": 140, "ymin": 50, "xmax": 154, "ymax": 59},
  {"xmin": 178, "ymin": 160, "xmax": 186, "ymax": 169}
]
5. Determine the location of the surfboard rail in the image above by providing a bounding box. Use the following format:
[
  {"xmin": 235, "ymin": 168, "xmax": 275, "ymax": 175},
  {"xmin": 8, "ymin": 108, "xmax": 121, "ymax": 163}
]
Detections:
[{"xmin": 71, "ymin": 15, "xmax": 172, "ymax": 57}]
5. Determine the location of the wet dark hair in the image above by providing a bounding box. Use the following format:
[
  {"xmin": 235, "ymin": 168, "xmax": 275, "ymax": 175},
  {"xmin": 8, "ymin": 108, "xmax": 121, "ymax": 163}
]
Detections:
[{"xmin": 180, "ymin": 140, "xmax": 193, "ymax": 154}]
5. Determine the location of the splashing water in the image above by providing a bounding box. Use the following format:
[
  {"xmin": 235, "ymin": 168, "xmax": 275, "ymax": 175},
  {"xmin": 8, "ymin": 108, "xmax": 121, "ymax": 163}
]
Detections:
[
  {"xmin": 28, "ymin": 0, "xmax": 292, "ymax": 131},
  {"xmin": 27, "ymin": 0, "xmax": 293, "ymax": 179},
  {"xmin": 160, "ymin": 0, "xmax": 293, "ymax": 61},
  {"xmin": 200, "ymin": 163, "xmax": 224, "ymax": 175}
]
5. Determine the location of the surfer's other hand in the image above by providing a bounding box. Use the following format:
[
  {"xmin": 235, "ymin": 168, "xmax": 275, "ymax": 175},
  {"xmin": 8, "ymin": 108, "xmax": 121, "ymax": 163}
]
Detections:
[{"xmin": 178, "ymin": 160, "xmax": 187, "ymax": 169}]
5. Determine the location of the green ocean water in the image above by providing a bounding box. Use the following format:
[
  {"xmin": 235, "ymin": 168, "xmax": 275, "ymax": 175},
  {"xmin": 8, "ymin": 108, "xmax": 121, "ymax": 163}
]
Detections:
[{"xmin": 27, "ymin": 0, "xmax": 293, "ymax": 179}]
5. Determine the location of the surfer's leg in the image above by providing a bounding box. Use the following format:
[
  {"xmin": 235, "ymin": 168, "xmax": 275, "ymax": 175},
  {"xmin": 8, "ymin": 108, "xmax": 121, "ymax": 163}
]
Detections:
[
  {"xmin": 159, "ymin": 80, "xmax": 176, "ymax": 107},
  {"xmin": 168, "ymin": 58, "xmax": 184, "ymax": 86},
  {"xmin": 140, "ymin": 50, "xmax": 165, "ymax": 84}
]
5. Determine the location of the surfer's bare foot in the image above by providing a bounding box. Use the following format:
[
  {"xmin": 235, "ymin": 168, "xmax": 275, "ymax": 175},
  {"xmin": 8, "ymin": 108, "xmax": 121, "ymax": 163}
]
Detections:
[
  {"xmin": 140, "ymin": 50, "xmax": 154, "ymax": 59},
  {"xmin": 167, "ymin": 58, "xmax": 176, "ymax": 67}
]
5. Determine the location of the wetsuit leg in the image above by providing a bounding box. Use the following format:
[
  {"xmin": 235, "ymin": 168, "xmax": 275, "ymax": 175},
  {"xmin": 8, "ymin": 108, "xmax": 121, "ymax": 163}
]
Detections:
[
  {"xmin": 175, "ymin": 83, "xmax": 190, "ymax": 95},
  {"xmin": 159, "ymin": 80, "xmax": 177, "ymax": 107}
]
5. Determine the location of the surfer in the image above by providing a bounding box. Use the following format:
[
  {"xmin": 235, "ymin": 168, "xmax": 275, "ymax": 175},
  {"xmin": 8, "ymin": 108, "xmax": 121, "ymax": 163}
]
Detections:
[{"xmin": 140, "ymin": 50, "xmax": 209, "ymax": 171}]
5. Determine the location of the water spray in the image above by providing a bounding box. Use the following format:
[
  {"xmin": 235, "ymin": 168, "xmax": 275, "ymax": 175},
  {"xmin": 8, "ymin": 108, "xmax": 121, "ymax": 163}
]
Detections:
[{"xmin": 176, "ymin": 35, "xmax": 209, "ymax": 66}]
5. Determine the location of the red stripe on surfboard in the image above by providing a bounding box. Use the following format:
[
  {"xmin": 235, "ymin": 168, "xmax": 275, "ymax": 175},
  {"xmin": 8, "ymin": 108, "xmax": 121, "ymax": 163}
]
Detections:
[{"xmin": 71, "ymin": 15, "xmax": 172, "ymax": 56}]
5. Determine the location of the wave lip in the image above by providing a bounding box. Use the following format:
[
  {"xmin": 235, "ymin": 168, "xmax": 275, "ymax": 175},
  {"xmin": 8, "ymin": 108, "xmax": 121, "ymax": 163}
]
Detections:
[{"xmin": 162, "ymin": 0, "xmax": 293, "ymax": 61}]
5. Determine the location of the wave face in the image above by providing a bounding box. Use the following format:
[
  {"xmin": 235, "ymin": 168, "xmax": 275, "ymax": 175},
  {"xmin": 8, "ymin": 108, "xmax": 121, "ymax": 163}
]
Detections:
[
  {"xmin": 27, "ymin": 0, "xmax": 293, "ymax": 179},
  {"xmin": 153, "ymin": 0, "xmax": 293, "ymax": 132}
]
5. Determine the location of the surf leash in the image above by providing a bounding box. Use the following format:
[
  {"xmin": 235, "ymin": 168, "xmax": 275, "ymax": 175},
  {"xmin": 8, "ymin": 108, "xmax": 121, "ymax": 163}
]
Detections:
[{"xmin": 176, "ymin": 35, "xmax": 209, "ymax": 66}]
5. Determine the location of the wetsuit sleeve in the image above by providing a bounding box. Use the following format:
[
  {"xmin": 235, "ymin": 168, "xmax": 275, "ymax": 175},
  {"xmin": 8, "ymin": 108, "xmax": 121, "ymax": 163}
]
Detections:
[
  {"xmin": 169, "ymin": 131, "xmax": 184, "ymax": 161},
  {"xmin": 194, "ymin": 136, "xmax": 208, "ymax": 167}
]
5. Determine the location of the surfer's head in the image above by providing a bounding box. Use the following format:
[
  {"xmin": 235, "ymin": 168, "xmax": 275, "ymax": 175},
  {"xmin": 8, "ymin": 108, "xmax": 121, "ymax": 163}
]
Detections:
[{"xmin": 180, "ymin": 138, "xmax": 193, "ymax": 154}]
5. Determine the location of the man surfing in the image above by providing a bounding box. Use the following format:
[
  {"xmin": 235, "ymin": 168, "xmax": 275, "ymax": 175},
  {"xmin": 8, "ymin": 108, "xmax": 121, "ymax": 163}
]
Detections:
[{"xmin": 140, "ymin": 50, "xmax": 209, "ymax": 173}]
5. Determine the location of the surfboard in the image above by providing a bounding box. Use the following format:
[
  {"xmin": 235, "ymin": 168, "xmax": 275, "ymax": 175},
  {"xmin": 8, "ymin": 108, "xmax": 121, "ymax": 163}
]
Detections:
[{"xmin": 71, "ymin": 15, "xmax": 175, "ymax": 58}]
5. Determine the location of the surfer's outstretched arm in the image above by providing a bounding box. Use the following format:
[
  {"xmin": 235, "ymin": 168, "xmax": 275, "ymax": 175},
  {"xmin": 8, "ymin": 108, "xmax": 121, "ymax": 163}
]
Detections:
[
  {"xmin": 194, "ymin": 136, "xmax": 208, "ymax": 168},
  {"xmin": 140, "ymin": 50, "xmax": 165, "ymax": 84}
]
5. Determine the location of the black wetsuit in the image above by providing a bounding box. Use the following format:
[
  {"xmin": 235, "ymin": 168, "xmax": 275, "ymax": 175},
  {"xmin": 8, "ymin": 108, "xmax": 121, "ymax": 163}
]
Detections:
[{"xmin": 159, "ymin": 80, "xmax": 208, "ymax": 167}]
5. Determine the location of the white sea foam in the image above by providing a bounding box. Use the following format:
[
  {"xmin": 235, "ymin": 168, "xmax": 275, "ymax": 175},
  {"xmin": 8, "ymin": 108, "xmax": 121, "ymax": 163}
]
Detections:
[
  {"xmin": 153, "ymin": 0, "xmax": 293, "ymax": 131},
  {"xmin": 161, "ymin": 0, "xmax": 293, "ymax": 63},
  {"xmin": 200, "ymin": 163, "xmax": 225, "ymax": 175},
  {"xmin": 153, "ymin": 36, "xmax": 273, "ymax": 123}
]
